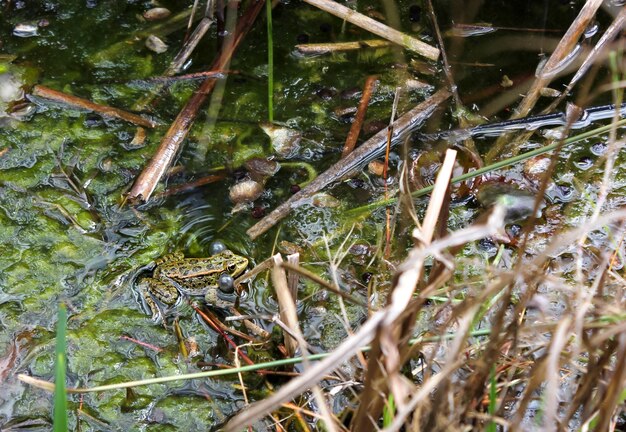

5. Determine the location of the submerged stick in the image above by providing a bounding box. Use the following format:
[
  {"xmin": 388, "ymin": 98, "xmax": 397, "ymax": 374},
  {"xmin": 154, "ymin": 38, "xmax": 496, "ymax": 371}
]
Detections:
[
  {"xmin": 246, "ymin": 88, "xmax": 451, "ymax": 239},
  {"xmin": 342, "ymin": 75, "xmax": 378, "ymax": 157},
  {"xmin": 127, "ymin": 0, "xmax": 266, "ymax": 202},
  {"xmin": 301, "ymin": 0, "xmax": 439, "ymax": 60},
  {"xmin": 31, "ymin": 85, "xmax": 158, "ymax": 128},
  {"xmin": 295, "ymin": 39, "xmax": 391, "ymax": 54}
]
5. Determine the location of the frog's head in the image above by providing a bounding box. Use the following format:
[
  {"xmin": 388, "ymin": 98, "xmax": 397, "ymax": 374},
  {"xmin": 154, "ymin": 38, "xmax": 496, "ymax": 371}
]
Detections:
[{"xmin": 220, "ymin": 249, "xmax": 249, "ymax": 278}]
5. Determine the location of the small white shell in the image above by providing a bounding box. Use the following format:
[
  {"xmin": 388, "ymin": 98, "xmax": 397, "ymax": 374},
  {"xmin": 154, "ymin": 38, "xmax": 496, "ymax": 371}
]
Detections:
[
  {"xmin": 143, "ymin": 8, "xmax": 171, "ymax": 21},
  {"xmin": 229, "ymin": 180, "xmax": 263, "ymax": 204},
  {"xmin": 13, "ymin": 23, "xmax": 38, "ymax": 38},
  {"xmin": 145, "ymin": 35, "xmax": 168, "ymax": 53},
  {"xmin": 260, "ymin": 123, "xmax": 301, "ymax": 158}
]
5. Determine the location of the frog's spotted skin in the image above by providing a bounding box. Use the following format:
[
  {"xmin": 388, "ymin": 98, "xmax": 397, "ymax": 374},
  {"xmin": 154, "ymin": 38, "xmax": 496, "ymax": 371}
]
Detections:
[{"xmin": 138, "ymin": 250, "xmax": 248, "ymax": 320}]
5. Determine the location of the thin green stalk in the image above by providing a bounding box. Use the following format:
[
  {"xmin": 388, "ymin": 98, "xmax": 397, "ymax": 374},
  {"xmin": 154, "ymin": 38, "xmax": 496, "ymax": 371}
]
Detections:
[
  {"xmin": 23, "ymin": 329, "xmax": 494, "ymax": 394},
  {"xmin": 383, "ymin": 394, "xmax": 395, "ymax": 427},
  {"xmin": 266, "ymin": 0, "xmax": 274, "ymax": 122},
  {"xmin": 346, "ymin": 118, "xmax": 626, "ymax": 217},
  {"xmin": 53, "ymin": 304, "xmax": 68, "ymax": 432}
]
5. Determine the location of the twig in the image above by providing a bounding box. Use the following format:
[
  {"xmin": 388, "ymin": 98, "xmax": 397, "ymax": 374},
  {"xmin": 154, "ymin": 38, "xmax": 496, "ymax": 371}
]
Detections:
[
  {"xmin": 295, "ymin": 39, "xmax": 391, "ymax": 54},
  {"xmin": 341, "ymin": 75, "xmax": 378, "ymax": 157},
  {"xmin": 127, "ymin": 0, "xmax": 266, "ymax": 202},
  {"xmin": 31, "ymin": 85, "xmax": 158, "ymax": 128},
  {"xmin": 280, "ymin": 261, "xmax": 369, "ymax": 308},
  {"xmin": 246, "ymin": 88, "xmax": 451, "ymax": 239},
  {"xmin": 301, "ymin": 0, "xmax": 439, "ymax": 60},
  {"xmin": 157, "ymin": 173, "xmax": 225, "ymax": 197}
]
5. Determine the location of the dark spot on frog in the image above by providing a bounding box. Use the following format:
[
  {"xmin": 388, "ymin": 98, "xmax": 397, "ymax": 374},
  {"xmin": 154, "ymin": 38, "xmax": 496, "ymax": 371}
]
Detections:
[{"xmin": 290, "ymin": 184, "xmax": 301, "ymax": 194}]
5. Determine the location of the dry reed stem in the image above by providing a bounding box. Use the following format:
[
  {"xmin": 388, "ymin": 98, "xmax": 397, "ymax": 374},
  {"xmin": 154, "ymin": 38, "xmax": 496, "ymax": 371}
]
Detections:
[
  {"xmin": 378, "ymin": 150, "xmax": 457, "ymax": 410},
  {"xmin": 31, "ymin": 85, "xmax": 158, "ymax": 128},
  {"xmin": 271, "ymin": 254, "xmax": 300, "ymax": 356},
  {"xmin": 270, "ymin": 253, "xmax": 339, "ymax": 432},
  {"xmin": 127, "ymin": 0, "xmax": 265, "ymax": 202},
  {"xmin": 301, "ymin": 0, "xmax": 439, "ymax": 60}
]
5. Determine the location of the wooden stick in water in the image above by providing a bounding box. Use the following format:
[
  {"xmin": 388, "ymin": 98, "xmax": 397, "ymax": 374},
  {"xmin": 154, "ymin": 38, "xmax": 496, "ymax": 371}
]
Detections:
[
  {"xmin": 301, "ymin": 0, "xmax": 440, "ymax": 60},
  {"xmin": 295, "ymin": 39, "xmax": 391, "ymax": 54},
  {"xmin": 342, "ymin": 75, "xmax": 378, "ymax": 157},
  {"xmin": 247, "ymin": 88, "xmax": 451, "ymax": 239},
  {"xmin": 31, "ymin": 85, "xmax": 158, "ymax": 128},
  {"xmin": 127, "ymin": 0, "xmax": 266, "ymax": 202}
]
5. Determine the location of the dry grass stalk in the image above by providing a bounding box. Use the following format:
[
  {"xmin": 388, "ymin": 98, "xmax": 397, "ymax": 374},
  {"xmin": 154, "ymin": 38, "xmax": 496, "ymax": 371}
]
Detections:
[
  {"xmin": 31, "ymin": 85, "xmax": 158, "ymax": 128},
  {"xmin": 127, "ymin": 0, "xmax": 265, "ymax": 202},
  {"xmin": 270, "ymin": 254, "xmax": 339, "ymax": 432},
  {"xmin": 286, "ymin": 253, "xmax": 300, "ymax": 299},
  {"xmin": 301, "ymin": 0, "xmax": 439, "ymax": 60},
  {"xmin": 271, "ymin": 254, "xmax": 300, "ymax": 357},
  {"xmin": 352, "ymin": 149, "xmax": 459, "ymax": 428},
  {"xmin": 295, "ymin": 39, "xmax": 391, "ymax": 54},
  {"xmin": 247, "ymin": 89, "xmax": 451, "ymax": 239},
  {"xmin": 226, "ymin": 204, "xmax": 506, "ymax": 431}
]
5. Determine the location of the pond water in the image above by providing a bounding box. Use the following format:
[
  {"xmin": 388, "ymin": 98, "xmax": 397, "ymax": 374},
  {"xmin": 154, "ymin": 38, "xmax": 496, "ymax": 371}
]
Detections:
[{"xmin": 0, "ymin": 0, "xmax": 624, "ymax": 429}]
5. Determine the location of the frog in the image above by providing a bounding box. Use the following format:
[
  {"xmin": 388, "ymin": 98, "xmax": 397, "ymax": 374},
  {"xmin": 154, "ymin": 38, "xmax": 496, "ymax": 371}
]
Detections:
[{"xmin": 137, "ymin": 250, "xmax": 248, "ymax": 320}]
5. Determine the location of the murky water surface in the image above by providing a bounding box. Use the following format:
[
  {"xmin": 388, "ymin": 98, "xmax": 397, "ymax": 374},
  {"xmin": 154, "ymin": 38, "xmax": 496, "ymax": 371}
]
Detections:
[{"xmin": 0, "ymin": 0, "xmax": 624, "ymax": 429}]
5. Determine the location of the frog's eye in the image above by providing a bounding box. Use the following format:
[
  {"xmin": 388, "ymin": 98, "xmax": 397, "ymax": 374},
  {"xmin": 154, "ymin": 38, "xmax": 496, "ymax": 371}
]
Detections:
[{"xmin": 227, "ymin": 263, "xmax": 237, "ymax": 272}]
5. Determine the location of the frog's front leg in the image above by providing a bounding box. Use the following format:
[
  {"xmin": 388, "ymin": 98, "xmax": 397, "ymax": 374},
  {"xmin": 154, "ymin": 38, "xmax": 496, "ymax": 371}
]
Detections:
[{"xmin": 137, "ymin": 278, "xmax": 180, "ymax": 321}]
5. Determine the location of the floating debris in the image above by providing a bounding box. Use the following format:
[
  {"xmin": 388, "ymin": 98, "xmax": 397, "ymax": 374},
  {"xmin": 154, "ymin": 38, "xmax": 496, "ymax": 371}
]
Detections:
[
  {"xmin": 368, "ymin": 160, "xmax": 385, "ymax": 176},
  {"xmin": 230, "ymin": 179, "xmax": 263, "ymax": 213},
  {"xmin": 260, "ymin": 123, "xmax": 301, "ymax": 158},
  {"xmin": 244, "ymin": 157, "xmax": 280, "ymax": 179},
  {"xmin": 143, "ymin": 7, "xmax": 171, "ymax": 21},
  {"xmin": 128, "ymin": 127, "xmax": 147, "ymax": 148},
  {"xmin": 145, "ymin": 35, "xmax": 168, "ymax": 53},
  {"xmin": 524, "ymin": 156, "xmax": 550, "ymax": 184},
  {"xmin": 13, "ymin": 23, "xmax": 38, "ymax": 38},
  {"xmin": 0, "ymin": 73, "xmax": 24, "ymax": 105},
  {"xmin": 312, "ymin": 193, "xmax": 340, "ymax": 208},
  {"xmin": 500, "ymin": 75, "xmax": 513, "ymax": 88},
  {"xmin": 540, "ymin": 87, "xmax": 562, "ymax": 98}
]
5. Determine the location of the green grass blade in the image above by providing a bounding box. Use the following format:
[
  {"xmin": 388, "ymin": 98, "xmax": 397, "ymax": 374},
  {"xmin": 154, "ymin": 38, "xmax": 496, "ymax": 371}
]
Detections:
[
  {"xmin": 53, "ymin": 303, "xmax": 68, "ymax": 432},
  {"xmin": 382, "ymin": 393, "xmax": 395, "ymax": 427}
]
